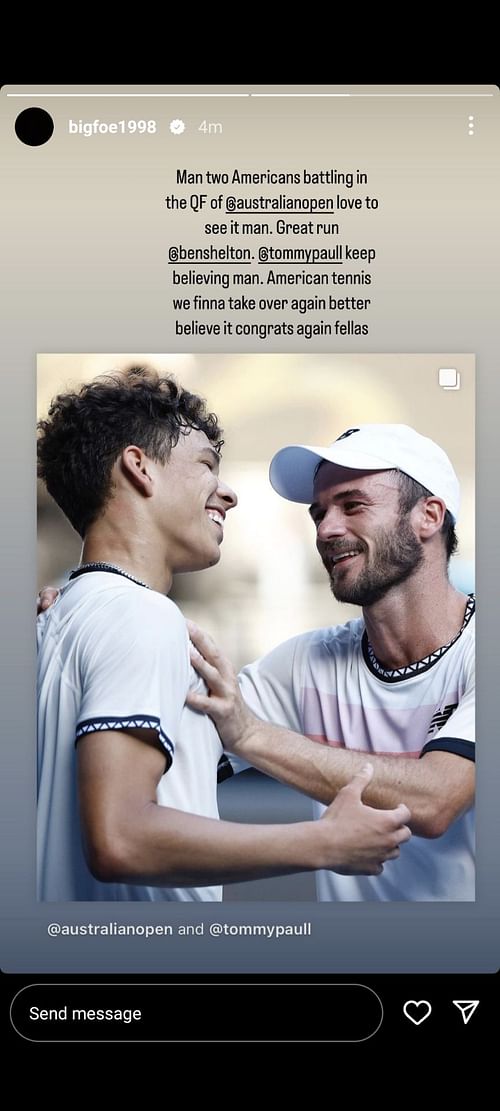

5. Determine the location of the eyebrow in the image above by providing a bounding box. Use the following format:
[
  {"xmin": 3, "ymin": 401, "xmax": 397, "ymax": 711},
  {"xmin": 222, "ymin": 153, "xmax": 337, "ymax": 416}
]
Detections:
[
  {"xmin": 200, "ymin": 447, "xmax": 221, "ymax": 470},
  {"xmin": 309, "ymin": 488, "xmax": 373, "ymax": 517}
]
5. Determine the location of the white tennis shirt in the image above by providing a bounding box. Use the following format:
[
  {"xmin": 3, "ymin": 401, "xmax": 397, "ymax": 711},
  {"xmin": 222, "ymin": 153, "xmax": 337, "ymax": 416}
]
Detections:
[
  {"xmin": 238, "ymin": 597, "xmax": 475, "ymax": 901},
  {"xmin": 37, "ymin": 572, "xmax": 224, "ymax": 902}
]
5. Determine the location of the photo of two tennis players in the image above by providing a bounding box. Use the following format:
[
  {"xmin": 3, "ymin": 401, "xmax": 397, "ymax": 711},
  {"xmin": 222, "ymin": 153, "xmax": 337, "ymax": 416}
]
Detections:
[{"xmin": 37, "ymin": 364, "xmax": 474, "ymax": 904}]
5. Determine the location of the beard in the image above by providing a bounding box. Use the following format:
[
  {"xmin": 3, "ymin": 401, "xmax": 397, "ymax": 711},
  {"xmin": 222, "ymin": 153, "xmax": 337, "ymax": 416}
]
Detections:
[{"xmin": 320, "ymin": 513, "xmax": 424, "ymax": 607}]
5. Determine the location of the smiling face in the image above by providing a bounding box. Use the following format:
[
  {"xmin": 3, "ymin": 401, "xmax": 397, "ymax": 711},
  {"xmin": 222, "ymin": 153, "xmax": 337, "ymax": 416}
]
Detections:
[
  {"xmin": 310, "ymin": 465, "xmax": 424, "ymax": 607},
  {"xmin": 151, "ymin": 427, "xmax": 237, "ymax": 574}
]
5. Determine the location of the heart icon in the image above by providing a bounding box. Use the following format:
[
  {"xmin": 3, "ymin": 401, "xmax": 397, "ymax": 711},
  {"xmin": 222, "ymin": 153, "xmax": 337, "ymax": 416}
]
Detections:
[{"xmin": 403, "ymin": 1000, "xmax": 432, "ymax": 1025}]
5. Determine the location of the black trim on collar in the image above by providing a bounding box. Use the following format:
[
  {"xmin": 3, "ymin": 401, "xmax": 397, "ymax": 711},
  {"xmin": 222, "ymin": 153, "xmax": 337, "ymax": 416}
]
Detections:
[
  {"xmin": 69, "ymin": 563, "xmax": 150, "ymax": 590},
  {"xmin": 420, "ymin": 737, "xmax": 475, "ymax": 762},
  {"xmin": 362, "ymin": 595, "xmax": 475, "ymax": 684}
]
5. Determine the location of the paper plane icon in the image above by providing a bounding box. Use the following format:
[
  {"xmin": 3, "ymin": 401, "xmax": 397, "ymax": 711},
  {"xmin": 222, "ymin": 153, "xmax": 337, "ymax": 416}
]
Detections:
[{"xmin": 452, "ymin": 1000, "xmax": 479, "ymax": 1025}]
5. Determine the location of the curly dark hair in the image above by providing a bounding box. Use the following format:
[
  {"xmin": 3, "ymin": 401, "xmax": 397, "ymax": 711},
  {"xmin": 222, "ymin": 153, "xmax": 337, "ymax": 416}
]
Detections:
[{"xmin": 37, "ymin": 366, "xmax": 223, "ymax": 538}]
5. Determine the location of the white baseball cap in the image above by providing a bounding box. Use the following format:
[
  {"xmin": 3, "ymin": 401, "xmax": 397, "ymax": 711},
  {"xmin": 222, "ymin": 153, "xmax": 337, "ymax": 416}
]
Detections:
[{"xmin": 269, "ymin": 424, "xmax": 460, "ymax": 522}]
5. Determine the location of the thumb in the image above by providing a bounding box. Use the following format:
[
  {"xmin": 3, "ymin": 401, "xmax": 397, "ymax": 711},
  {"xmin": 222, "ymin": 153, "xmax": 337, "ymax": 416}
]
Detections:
[{"xmin": 344, "ymin": 763, "xmax": 374, "ymax": 800}]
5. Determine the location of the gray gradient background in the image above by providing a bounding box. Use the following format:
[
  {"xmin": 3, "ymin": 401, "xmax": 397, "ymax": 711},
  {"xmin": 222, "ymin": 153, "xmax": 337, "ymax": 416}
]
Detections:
[{"xmin": 1, "ymin": 83, "xmax": 499, "ymax": 973}]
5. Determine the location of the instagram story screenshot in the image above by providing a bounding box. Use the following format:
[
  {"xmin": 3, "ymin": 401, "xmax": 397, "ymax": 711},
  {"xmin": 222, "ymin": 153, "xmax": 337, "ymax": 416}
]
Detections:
[{"xmin": 1, "ymin": 83, "xmax": 499, "ymax": 1050}]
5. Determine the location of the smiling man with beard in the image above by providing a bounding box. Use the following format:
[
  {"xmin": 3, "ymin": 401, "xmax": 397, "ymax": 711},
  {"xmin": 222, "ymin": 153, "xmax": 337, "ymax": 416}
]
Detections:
[
  {"xmin": 314, "ymin": 470, "xmax": 425, "ymax": 608},
  {"xmin": 188, "ymin": 425, "xmax": 475, "ymax": 902}
]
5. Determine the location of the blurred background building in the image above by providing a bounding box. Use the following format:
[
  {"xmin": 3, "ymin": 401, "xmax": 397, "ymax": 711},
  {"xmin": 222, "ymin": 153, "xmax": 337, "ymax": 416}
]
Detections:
[{"xmin": 38, "ymin": 353, "xmax": 475, "ymax": 900}]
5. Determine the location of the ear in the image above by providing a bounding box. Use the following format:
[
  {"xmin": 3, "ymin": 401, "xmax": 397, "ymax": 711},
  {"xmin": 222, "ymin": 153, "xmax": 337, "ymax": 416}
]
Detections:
[
  {"xmin": 413, "ymin": 496, "xmax": 446, "ymax": 541},
  {"xmin": 119, "ymin": 445, "xmax": 154, "ymax": 498}
]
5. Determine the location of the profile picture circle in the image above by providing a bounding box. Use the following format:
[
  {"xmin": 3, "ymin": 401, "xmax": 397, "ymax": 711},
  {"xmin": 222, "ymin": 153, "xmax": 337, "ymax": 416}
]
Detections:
[{"xmin": 15, "ymin": 107, "xmax": 54, "ymax": 147}]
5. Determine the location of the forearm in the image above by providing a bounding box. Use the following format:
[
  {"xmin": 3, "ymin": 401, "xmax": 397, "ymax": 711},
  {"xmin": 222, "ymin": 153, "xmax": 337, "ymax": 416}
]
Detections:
[
  {"xmin": 234, "ymin": 720, "xmax": 410, "ymax": 806},
  {"xmin": 78, "ymin": 726, "xmax": 411, "ymax": 888},
  {"xmin": 88, "ymin": 803, "xmax": 322, "ymax": 887},
  {"xmin": 186, "ymin": 622, "xmax": 472, "ymax": 839},
  {"xmin": 233, "ymin": 720, "xmax": 473, "ymax": 837}
]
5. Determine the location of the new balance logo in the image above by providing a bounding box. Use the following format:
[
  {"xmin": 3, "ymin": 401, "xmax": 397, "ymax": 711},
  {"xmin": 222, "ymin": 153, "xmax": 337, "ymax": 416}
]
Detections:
[{"xmin": 428, "ymin": 703, "xmax": 457, "ymax": 735}]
